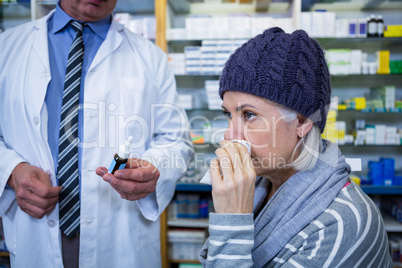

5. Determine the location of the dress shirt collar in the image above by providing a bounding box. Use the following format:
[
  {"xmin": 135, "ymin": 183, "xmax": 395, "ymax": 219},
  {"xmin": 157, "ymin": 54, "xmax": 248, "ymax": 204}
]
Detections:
[{"xmin": 52, "ymin": 2, "xmax": 111, "ymax": 40}]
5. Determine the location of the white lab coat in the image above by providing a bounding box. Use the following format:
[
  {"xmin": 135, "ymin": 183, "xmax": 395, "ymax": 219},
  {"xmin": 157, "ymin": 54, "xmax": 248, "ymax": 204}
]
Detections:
[{"xmin": 0, "ymin": 11, "xmax": 193, "ymax": 267}]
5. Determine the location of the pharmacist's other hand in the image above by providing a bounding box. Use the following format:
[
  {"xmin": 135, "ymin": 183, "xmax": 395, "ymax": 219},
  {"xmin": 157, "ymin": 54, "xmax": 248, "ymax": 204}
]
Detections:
[
  {"xmin": 211, "ymin": 140, "xmax": 256, "ymax": 214},
  {"xmin": 8, "ymin": 162, "xmax": 62, "ymax": 219},
  {"xmin": 96, "ymin": 158, "xmax": 160, "ymax": 201}
]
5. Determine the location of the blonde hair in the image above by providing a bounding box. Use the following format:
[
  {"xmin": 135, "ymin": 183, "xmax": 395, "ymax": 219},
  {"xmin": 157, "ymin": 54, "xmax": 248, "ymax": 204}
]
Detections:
[{"xmin": 276, "ymin": 104, "xmax": 323, "ymax": 171}]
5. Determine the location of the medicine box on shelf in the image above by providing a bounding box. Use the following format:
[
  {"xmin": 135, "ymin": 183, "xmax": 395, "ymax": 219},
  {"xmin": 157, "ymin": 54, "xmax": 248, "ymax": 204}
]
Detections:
[{"xmin": 168, "ymin": 229, "xmax": 206, "ymax": 261}]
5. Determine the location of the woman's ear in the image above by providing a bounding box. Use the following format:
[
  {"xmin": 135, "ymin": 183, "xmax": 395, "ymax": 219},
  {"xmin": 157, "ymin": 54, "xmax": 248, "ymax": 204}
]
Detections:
[{"xmin": 296, "ymin": 117, "xmax": 313, "ymax": 138}]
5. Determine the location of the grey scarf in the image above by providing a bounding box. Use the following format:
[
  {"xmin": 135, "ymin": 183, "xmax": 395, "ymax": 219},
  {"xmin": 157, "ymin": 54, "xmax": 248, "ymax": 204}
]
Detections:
[{"xmin": 252, "ymin": 141, "xmax": 350, "ymax": 267}]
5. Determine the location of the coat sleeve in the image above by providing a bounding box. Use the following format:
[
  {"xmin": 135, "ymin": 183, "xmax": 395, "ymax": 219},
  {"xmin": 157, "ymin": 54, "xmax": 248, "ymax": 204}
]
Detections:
[
  {"xmin": 199, "ymin": 213, "xmax": 255, "ymax": 267},
  {"xmin": 0, "ymin": 32, "xmax": 27, "ymax": 216},
  {"xmin": 136, "ymin": 43, "xmax": 194, "ymax": 221},
  {"xmin": 0, "ymin": 125, "xmax": 26, "ymax": 216}
]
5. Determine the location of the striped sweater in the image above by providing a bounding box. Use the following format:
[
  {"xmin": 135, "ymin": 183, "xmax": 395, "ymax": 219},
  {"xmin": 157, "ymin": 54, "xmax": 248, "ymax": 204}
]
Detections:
[{"xmin": 199, "ymin": 182, "xmax": 392, "ymax": 267}]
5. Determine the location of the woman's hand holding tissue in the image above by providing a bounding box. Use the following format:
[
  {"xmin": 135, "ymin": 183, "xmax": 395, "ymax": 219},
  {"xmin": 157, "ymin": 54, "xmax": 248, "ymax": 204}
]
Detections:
[{"xmin": 210, "ymin": 140, "xmax": 256, "ymax": 214}]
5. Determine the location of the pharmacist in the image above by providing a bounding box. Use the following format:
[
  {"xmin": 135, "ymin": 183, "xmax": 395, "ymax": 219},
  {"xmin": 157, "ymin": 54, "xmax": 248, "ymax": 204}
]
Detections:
[
  {"xmin": 0, "ymin": 0, "xmax": 193, "ymax": 266},
  {"xmin": 199, "ymin": 27, "xmax": 392, "ymax": 267}
]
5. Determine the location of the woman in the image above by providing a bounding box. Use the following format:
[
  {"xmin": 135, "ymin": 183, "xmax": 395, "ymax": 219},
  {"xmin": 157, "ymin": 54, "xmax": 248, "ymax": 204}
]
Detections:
[{"xmin": 199, "ymin": 27, "xmax": 392, "ymax": 267}]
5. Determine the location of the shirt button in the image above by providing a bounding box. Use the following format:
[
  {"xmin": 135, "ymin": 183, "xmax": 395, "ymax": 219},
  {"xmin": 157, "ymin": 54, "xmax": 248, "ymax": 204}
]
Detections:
[
  {"xmin": 33, "ymin": 117, "xmax": 39, "ymax": 125},
  {"xmin": 48, "ymin": 220, "xmax": 55, "ymax": 227},
  {"xmin": 42, "ymin": 70, "xmax": 50, "ymax": 77}
]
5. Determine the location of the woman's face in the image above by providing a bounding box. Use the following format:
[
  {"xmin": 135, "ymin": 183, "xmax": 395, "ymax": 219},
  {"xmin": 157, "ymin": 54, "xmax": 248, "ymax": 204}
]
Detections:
[
  {"xmin": 60, "ymin": 0, "xmax": 117, "ymax": 22},
  {"xmin": 222, "ymin": 91, "xmax": 301, "ymax": 177}
]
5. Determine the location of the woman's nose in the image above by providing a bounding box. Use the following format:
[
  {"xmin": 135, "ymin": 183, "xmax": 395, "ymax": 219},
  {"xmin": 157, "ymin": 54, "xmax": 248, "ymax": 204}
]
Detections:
[{"xmin": 224, "ymin": 120, "xmax": 244, "ymax": 141}]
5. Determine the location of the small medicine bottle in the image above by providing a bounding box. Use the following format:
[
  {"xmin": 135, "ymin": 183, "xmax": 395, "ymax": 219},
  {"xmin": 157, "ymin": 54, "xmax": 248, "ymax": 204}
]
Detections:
[
  {"xmin": 108, "ymin": 136, "xmax": 134, "ymax": 174},
  {"xmin": 377, "ymin": 15, "xmax": 384, "ymax": 37},
  {"xmin": 367, "ymin": 14, "xmax": 377, "ymax": 37}
]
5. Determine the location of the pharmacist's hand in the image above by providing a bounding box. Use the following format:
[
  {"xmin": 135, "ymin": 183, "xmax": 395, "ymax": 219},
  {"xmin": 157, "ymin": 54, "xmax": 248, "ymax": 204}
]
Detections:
[
  {"xmin": 211, "ymin": 140, "xmax": 256, "ymax": 214},
  {"xmin": 7, "ymin": 163, "xmax": 62, "ymax": 219},
  {"xmin": 96, "ymin": 158, "xmax": 160, "ymax": 201}
]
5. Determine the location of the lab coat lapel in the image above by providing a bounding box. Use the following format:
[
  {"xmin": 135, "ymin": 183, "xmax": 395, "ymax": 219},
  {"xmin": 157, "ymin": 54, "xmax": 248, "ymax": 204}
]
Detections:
[
  {"xmin": 28, "ymin": 13, "xmax": 52, "ymax": 116},
  {"xmin": 24, "ymin": 12, "xmax": 55, "ymax": 177},
  {"xmin": 89, "ymin": 19, "xmax": 123, "ymax": 72}
]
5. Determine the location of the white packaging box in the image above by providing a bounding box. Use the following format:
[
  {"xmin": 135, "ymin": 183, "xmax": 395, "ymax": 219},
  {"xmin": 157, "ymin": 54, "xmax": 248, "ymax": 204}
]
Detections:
[
  {"xmin": 168, "ymin": 230, "xmax": 206, "ymax": 260},
  {"xmin": 355, "ymin": 130, "xmax": 366, "ymax": 146},
  {"xmin": 205, "ymin": 80, "xmax": 221, "ymax": 109},
  {"xmin": 350, "ymin": 50, "xmax": 362, "ymax": 74},
  {"xmin": 201, "ymin": 65, "xmax": 216, "ymax": 75},
  {"xmin": 142, "ymin": 17, "xmax": 156, "ymax": 39},
  {"xmin": 386, "ymin": 127, "xmax": 398, "ymax": 145},
  {"xmin": 275, "ymin": 18, "xmax": 294, "ymax": 34},
  {"xmin": 324, "ymin": 12, "xmax": 336, "ymax": 37},
  {"xmin": 217, "ymin": 40, "xmax": 235, "ymax": 53},
  {"xmin": 178, "ymin": 95, "xmax": 193, "ymax": 110},
  {"xmin": 211, "ymin": 17, "xmax": 230, "ymax": 39},
  {"xmin": 250, "ymin": 16, "xmax": 275, "ymax": 37},
  {"xmin": 375, "ymin": 125, "xmax": 386, "ymax": 145},
  {"xmin": 328, "ymin": 64, "xmax": 350, "ymax": 75},
  {"xmin": 185, "ymin": 57, "xmax": 201, "ymax": 75},
  {"xmin": 358, "ymin": 18, "xmax": 367, "ymax": 37},
  {"xmin": 185, "ymin": 17, "xmax": 210, "ymax": 40},
  {"xmin": 168, "ymin": 53, "xmax": 186, "ymax": 75},
  {"xmin": 336, "ymin": 18, "xmax": 349, "ymax": 38},
  {"xmin": 229, "ymin": 16, "xmax": 251, "ymax": 39},
  {"xmin": 326, "ymin": 49, "xmax": 351, "ymax": 64},
  {"xmin": 326, "ymin": 49, "xmax": 351, "ymax": 75},
  {"xmin": 166, "ymin": 28, "xmax": 187, "ymax": 40},
  {"xmin": 365, "ymin": 128, "xmax": 375, "ymax": 145},
  {"xmin": 201, "ymin": 40, "xmax": 219, "ymax": 51},
  {"xmin": 311, "ymin": 12, "xmax": 326, "ymax": 37},
  {"xmin": 299, "ymin": 12, "xmax": 312, "ymax": 35},
  {"xmin": 348, "ymin": 18, "xmax": 358, "ymax": 38},
  {"xmin": 384, "ymin": 86, "xmax": 396, "ymax": 109},
  {"xmin": 184, "ymin": 46, "xmax": 201, "ymax": 59}
]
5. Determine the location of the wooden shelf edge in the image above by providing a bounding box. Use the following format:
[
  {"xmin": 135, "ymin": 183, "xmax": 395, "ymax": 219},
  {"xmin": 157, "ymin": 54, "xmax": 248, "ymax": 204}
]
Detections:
[
  {"xmin": 0, "ymin": 251, "xmax": 9, "ymax": 257},
  {"xmin": 169, "ymin": 259, "xmax": 200, "ymax": 264}
]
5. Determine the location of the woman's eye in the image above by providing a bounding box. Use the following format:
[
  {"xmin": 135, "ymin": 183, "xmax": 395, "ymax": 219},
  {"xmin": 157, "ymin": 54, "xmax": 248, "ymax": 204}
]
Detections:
[
  {"xmin": 223, "ymin": 111, "xmax": 231, "ymax": 119},
  {"xmin": 244, "ymin": 111, "xmax": 256, "ymax": 120}
]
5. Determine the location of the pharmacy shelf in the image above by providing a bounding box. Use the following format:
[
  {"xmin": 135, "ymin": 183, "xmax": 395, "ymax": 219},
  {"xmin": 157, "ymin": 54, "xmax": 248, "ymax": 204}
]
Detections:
[
  {"xmin": 175, "ymin": 74, "xmax": 402, "ymax": 86},
  {"xmin": 382, "ymin": 213, "xmax": 402, "ymax": 233},
  {"xmin": 168, "ymin": 37, "xmax": 402, "ymax": 43},
  {"xmin": 176, "ymin": 183, "xmax": 211, "ymax": 192},
  {"xmin": 361, "ymin": 186, "xmax": 402, "ymax": 195},
  {"xmin": 169, "ymin": 259, "xmax": 200, "ymax": 264},
  {"xmin": 168, "ymin": 218, "xmax": 209, "ymax": 228},
  {"xmin": 35, "ymin": 1, "xmax": 56, "ymax": 5},
  {"xmin": 338, "ymin": 109, "xmax": 402, "ymax": 113},
  {"xmin": 176, "ymin": 74, "xmax": 402, "ymax": 78},
  {"xmin": 188, "ymin": 142, "xmax": 402, "ymax": 148},
  {"xmin": 176, "ymin": 183, "xmax": 402, "ymax": 195},
  {"xmin": 316, "ymin": 37, "xmax": 402, "ymax": 50},
  {"xmin": 168, "ymin": 212, "xmax": 402, "ymax": 232},
  {"xmin": 1, "ymin": 1, "xmax": 30, "ymax": 6},
  {"xmin": 339, "ymin": 145, "xmax": 402, "ymax": 147},
  {"xmin": 0, "ymin": 251, "xmax": 9, "ymax": 258}
]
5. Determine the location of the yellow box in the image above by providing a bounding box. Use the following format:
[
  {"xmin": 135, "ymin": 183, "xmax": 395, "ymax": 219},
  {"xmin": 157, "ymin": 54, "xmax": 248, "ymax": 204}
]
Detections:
[
  {"xmin": 384, "ymin": 25, "xmax": 402, "ymax": 37},
  {"xmin": 354, "ymin": 97, "xmax": 366, "ymax": 110},
  {"xmin": 377, "ymin": 50, "xmax": 390, "ymax": 74},
  {"xmin": 338, "ymin": 104, "xmax": 347, "ymax": 110}
]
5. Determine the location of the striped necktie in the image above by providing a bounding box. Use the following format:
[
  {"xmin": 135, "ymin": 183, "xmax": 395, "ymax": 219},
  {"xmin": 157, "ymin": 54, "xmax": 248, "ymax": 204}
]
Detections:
[{"xmin": 58, "ymin": 20, "xmax": 85, "ymax": 238}]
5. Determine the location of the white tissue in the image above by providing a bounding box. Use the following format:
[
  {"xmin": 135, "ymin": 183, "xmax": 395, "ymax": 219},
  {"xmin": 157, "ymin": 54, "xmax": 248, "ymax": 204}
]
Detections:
[{"xmin": 199, "ymin": 140, "xmax": 251, "ymax": 185}]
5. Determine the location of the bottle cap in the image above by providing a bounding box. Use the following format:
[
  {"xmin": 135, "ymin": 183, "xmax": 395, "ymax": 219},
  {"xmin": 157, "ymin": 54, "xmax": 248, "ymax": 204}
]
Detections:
[
  {"xmin": 377, "ymin": 15, "xmax": 383, "ymax": 19},
  {"xmin": 119, "ymin": 136, "xmax": 134, "ymax": 159}
]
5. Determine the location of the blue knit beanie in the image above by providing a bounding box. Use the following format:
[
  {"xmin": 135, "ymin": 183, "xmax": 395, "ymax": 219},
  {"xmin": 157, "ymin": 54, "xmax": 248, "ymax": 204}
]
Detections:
[{"xmin": 219, "ymin": 27, "xmax": 331, "ymax": 133}]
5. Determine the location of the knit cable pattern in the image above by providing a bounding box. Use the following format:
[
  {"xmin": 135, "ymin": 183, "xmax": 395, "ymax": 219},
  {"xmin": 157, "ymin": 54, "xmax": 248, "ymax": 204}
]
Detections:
[{"xmin": 219, "ymin": 27, "xmax": 331, "ymax": 133}]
